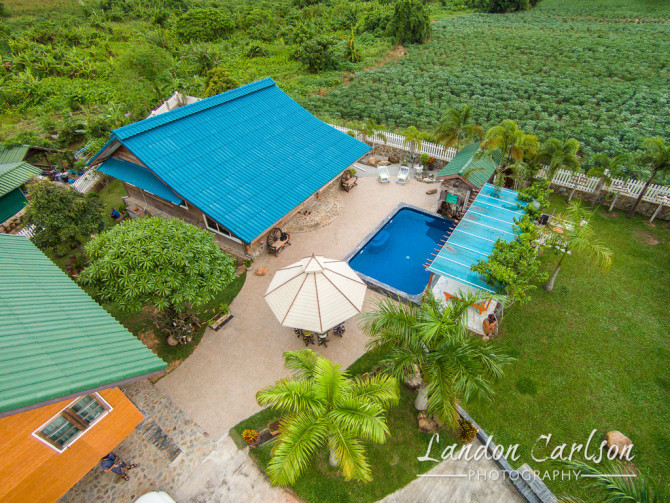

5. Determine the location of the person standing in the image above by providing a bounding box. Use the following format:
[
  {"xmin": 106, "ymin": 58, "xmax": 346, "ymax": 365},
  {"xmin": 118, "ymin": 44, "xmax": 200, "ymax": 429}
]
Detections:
[{"xmin": 101, "ymin": 452, "xmax": 137, "ymax": 481}]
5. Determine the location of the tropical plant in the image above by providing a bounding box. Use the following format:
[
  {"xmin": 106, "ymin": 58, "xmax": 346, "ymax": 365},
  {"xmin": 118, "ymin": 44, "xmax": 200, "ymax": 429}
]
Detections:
[
  {"xmin": 359, "ymin": 118, "xmax": 386, "ymax": 154},
  {"xmin": 242, "ymin": 429, "xmax": 259, "ymax": 444},
  {"xmin": 627, "ymin": 137, "xmax": 670, "ymax": 219},
  {"xmin": 185, "ymin": 44, "xmax": 223, "ymax": 76},
  {"xmin": 544, "ymin": 202, "xmax": 613, "ymax": 292},
  {"xmin": 299, "ymin": 35, "xmax": 338, "ymax": 73},
  {"xmin": 457, "ymin": 418, "xmax": 478, "ymax": 443},
  {"xmin": 517, "ymin": 179, "xmax": 553, "ymax": 219},
  {"xmin": 478, "ymin": 120, "xmax": 539, "ymax": 187},
  {"xmin": 23, "ymin": 181, "xmax": 105, "ymax": 257},
  {"xmin": 434, "ymin": 104, "xmax": 484, "ymax": 152},
  {"xmin": 256, "ymin": 349, "xmax": 399, "ymax": 486},
  {"xmin": 203, "ymin": 67, "xmax": 240, "ymax": 97},
  {"xmin": 362, "ymin": 292, "xmax": 513, "ymax": 425},
  {"xmin": 537, "ymin": 137, "xmax": 582, "ymax": 181},
  {"xmin": 555, "ymin": 459, "xmax": 667, "ymax": 503},
  {"xmin": 388, "ymin": 0, "xmax": 431, "ymax": 45},
  {"xmin": 586, "ymin": 153, "xmax": 628, "ymax": 208},
  {"xmin": 343, "ymin": 24, "xmax": 360, "ymax": 63},
  {"xmin": 117, "ymin": 45, "xmax": 173, "ymax": 97},
  {"xmin": 401, "ymin": 126, "xmax": 427, "ymax": 169},
  {"xmin": 79, "ymin": 217, "xmax": 237, "ymax": 314}
]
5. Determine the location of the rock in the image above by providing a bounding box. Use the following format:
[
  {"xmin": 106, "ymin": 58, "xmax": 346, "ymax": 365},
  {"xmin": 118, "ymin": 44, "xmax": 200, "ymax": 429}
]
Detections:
[
  {"xmin": 605, "ymin": 431, "xmax": 633, "ymax": 458},
  {"xmin": 367, "ymin": 156, "xmax": 379, "ymax": 166},
  {"xmin": 426, "ymin": 188, "xmax": 438, "ymax": 195},
  {"xmin": 417, "ymin": 411, "xmax": 440, "ymax": 433},
  {"xmin": 388, "ymin": 153, "xmax": 400, "ymax": 164},
  {"xmin": 236, "ymin": 265, "xmax": 246, "ymax": 275},
  {"xmin": 378, "ymin": 160, "xmax": 391, "ymax": 166},
  {"xmin": 255, "ymin": 266, "xmax": 269, "ymax": 276}
]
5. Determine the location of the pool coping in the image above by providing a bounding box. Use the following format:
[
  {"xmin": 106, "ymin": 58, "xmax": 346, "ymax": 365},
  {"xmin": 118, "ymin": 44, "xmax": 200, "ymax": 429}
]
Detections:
[{"xmin": 344, "ymin": 202, "xmax": 451, "ymax": 305}]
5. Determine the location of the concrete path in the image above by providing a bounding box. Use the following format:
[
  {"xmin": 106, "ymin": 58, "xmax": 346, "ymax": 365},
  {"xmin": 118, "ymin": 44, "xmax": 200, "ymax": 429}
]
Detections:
[{"xmin": 156, "ymin": 176, "xmax": 439, "ymax": 437}]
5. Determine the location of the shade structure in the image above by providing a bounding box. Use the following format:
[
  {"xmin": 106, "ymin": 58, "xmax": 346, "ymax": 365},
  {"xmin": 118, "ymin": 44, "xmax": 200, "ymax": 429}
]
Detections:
[{"xmin": 264, "ymin": 255, "xmax": 367, "ymax": 333}]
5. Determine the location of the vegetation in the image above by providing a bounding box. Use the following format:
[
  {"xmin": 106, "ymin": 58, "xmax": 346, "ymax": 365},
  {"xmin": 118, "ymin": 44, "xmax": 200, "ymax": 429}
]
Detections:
[
  {"xmin": 627, "ymin": 137, "xmax": 670, "ymax": 218},
  {"xmin": 434, "ymin": 104, "xmax": 483, "ymax": 152},
  {"xmin": 585, "ymin": 153, "xmax": 628, "ymax": 208},
  {"xmin": 256, "ymin": 349, "xmax": 399, "ymax": 485},
  {"xmin": 467, "ymin": 196, "xmax": 670, "ymax": 498},
  {"xmin": 203, "ymin": 67, "xmax": 240, "ymax": 97},
  {"xmin": 478, "ymin": 119, "xmax": 539, "ymax": 186},
  {"xmin": 467, "ymin": 0, "xmax": 542, "ymax": 14},
  {"xmin": 24, "ymin": 180, "xmax": 104, "ymax": 256},
  {"xmin": 388, "ymin": 0, "xmax": 431, "ymax": 45},
  {"xmin": 362, "ymin": 293, "xmax": 513, "ymax": 425},
  {"xmin": 79, "ymin": 217, "xmax": 237, "ymax": 313}
]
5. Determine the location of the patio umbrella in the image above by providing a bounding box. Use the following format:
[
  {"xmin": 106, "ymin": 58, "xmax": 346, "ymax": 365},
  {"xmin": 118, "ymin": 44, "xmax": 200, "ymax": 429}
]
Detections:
[{"xmin": 264, "ymin": 255, "xmax": 367, "ymax": 333}]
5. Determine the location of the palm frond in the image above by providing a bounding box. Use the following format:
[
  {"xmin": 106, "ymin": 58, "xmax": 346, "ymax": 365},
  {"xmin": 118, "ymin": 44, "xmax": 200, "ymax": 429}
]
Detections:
[
  {"xmin": 349, "ymin": 374, "xmax": 400, "ymax": 409},
  {"xmin": 328, "ymin": 427, "xmax": 373, "ymax": 482},
  {"xmin": 312, "ymin": 356, "xmax": 351, "ymax": 407},
  {"xmin": 328, "ymin": 398, "xmax": 389, "ymax": 444},
  {"xmin": 284, "ymin": 348, "xmax": 319, "ymax": 379},
  {"xmin": 256, "ymin": 378, "xmax": 322, "ymax": 415}
]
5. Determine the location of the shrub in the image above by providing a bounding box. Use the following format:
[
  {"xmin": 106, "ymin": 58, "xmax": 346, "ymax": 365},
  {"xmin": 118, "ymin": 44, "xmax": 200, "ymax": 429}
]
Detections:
[
  {"xmin": 175, "ymin": 8, "xmax": 236, "ymax": 42},
  {"xmin": 242, "ymin": 429, "xmax": 259, "ymax": 444},
  {"xmin": 466, "ymin": 0, "xmax": 541, "ymax": 13},
  {"xmin": 389, "ymin": 0, "xmax": 431, "ymax": 45},
  {"xmin": 299, "ymin": 36, "xmax": 338, "ymax": 73},
  {"xmin": 458, "ymin": 418, "xmax": 478, "ymax": 443},
  {"xmin": 203, "ymin": 67, "xmax": 240, "ymax": 97}
]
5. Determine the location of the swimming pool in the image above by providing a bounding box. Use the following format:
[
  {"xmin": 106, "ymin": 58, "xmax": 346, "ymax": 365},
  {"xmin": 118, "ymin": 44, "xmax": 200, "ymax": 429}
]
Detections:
[{"xmin": 346, "ymin": 205, "xmax": 455, "ymax": 301}]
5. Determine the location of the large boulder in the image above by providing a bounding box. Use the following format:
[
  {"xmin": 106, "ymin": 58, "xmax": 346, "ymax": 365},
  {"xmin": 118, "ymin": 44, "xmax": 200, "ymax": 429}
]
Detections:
[
  {"xmin": 378, "ymin": 160, "xmax": 391, "ymax": 166},
  {"xmin": 417, "ymin": 411, "xmax": 441, "ymax": 433},
  {"xmin": 255, "ymin": 266, "xmax": 269, "ymax": 276},
  {"xmin": 388, "ymin": 153, "xmax": 400, "ymax": 164},
  {"xmin": 367, "ymin": 156, "xmax": 379, "ymax": 166},
  {"xmin": 604, "ymin": 431, "xmax": 633, "ymax": 458}
]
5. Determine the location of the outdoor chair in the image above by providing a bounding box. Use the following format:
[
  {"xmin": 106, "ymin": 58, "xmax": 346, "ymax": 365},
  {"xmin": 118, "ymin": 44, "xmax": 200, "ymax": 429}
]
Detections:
[
  {"xmin": 317, "ymin": 333, "xmax": 329, "ymax": 347},
  {"xmin": 302, "ymin": 332, "xmax": 314, "ymax": 346},
  {"xmin": 267, "ymin": 227, "xmax": 291, "ymax": 256},
  {"xmin": 396, "ymin": 166, "xmax": 410, "ymax": 184},
  {"xmin": 377, "ymin": 166, "xmax": 390, "ymax": 183},
  {"xmin": 340, "ymin": 171, "xmax": 358, "ymax": 192}
]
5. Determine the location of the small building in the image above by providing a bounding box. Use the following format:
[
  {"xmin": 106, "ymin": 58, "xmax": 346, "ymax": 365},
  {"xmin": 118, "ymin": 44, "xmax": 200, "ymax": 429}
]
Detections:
[
  {"xmin": 0, "ymin": 161, "xmax": 42, "ymax": 225},
  {"xmin": 0, "ymin": 234, "xmax": 167, "ymax": 503},
  {"xmin": 89, "ymin": 78, "xmax": 370, "ymax": 257},
  {"xmin": 435, "ymin": 143, "xmax": 499, "ymax": 218}
]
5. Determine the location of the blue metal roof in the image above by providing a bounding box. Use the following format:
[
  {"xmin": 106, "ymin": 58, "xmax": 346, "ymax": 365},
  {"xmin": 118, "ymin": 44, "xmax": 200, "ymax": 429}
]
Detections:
[
  {"xmin": 96, "ymin": 78, "xmax": 370, "ymax": 243},
  {"xmin": 428, "ymin": 184, "xmax": 527, "ymax": 292},
  {"xmin": 97, "ymin": 157, "xmax": 184, "ymax": 205}
]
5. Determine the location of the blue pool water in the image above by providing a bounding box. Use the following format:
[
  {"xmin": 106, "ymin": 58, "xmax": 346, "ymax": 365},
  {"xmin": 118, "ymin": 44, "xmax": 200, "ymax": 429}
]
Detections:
[{"xmin": 349, "ymin": 208, "xmax": 455, "ymax": 295}]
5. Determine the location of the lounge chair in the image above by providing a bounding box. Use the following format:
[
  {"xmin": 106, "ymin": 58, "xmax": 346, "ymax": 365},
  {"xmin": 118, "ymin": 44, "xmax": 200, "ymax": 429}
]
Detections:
[
  {"xmin": 377, "ymin": 166, "xmax": 390, "ymax": 183},
  {"xmin": 396, "ymin": 166, "xmax": 410, "ymax": 184}
]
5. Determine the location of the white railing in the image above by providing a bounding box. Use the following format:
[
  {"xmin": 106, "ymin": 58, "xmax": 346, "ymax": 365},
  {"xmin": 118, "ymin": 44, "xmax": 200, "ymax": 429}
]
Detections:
[
  {"xmin": 542, "ymin": 168, "xmax": 670, "ymax": 203},
  {"xmin": 17, "ymin": 224, "xmax": 36, "ymax": 239},
  {"xmin": 72, "ymin": 169, "xmax": 100, "ymax": 194},
  {"xmin": 329, "ymin": 123, "xmax": 457, "ymax": 162}
]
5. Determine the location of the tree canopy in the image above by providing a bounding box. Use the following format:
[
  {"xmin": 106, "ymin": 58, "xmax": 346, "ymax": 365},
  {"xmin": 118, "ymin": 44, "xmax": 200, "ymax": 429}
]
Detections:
[
  {"xmin": 23, "ymin": 180, "xmax": 104, "ymax": 256},
  {"xmin": 389, "ymin": 0, "xmax": 431, "ymax": 45},
  {"xmin": 299, "ymin": 36, "xmax": 338, "ymax": 73},
  {"xmin": 79, "ymin": 217, "xmax": 237, "ymax": 312}
]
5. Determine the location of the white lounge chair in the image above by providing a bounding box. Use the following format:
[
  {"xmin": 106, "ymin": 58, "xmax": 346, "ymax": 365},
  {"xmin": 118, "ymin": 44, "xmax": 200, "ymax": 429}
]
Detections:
[
  {"xmin": 377, "ymin": 166, "xmax": 390, "ymax": 183},
  {"xmin": 396, "ymin": 166, "xmax": 410, "ymax": 184}
]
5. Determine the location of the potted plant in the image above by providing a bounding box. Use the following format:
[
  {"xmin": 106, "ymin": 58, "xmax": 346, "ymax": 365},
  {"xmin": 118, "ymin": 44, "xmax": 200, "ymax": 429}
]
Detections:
[
  {"xmin": 242, "ymin": 429, "xmax": 259, "ymax": 445},
  {"xmin": 208, "ymin": 303, "xmax": 233, "ymax": 330}
]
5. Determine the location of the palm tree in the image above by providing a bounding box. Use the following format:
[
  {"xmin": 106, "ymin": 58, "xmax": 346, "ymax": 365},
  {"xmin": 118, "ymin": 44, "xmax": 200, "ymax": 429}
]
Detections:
[
  {"xmin": 556, "ymin": 459, "xmax": 667, "ymax": 503},
  {"xmin": 537, "ymin": 137, "xmax": 582, "ymax": 181},
  {"xmin": 256, "ymin": 349, "xmax": 399, "ymax": 486},
  {"xmin": 362, "ymin": 292, "xmax": 513, "ymax": 426},
  {"xmin": 586, "ymin": 153, "xmax": 628, "ymax": 208},
  {"xmin": 544, "ymin": 202, "xmax": 613, "ymax": 292},
  {"xmin": 434, "ymin": 104, "xmax": 484, "ymax": 152},
  {"xmin": 402, "ymin": 126, "xmax": 426, "ymax": 169},
  {"xmin": 359, "ymin": 118, "xmax": 387, "ymax": 155},
  {"xmin": 478, "ymin": 120, "xmax": 539, "ymax": 187},
  {"xmin": 627, "ymin": 137, "xmax": 670, "ymax": 219}
]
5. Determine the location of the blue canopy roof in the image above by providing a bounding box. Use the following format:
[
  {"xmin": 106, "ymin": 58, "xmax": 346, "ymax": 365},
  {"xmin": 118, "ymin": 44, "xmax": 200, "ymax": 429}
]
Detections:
[
  {"xmin": 97, "ymin": 157, "xmax": 183, "ymax": 205},
  {"xmin": 428, "ymin": 184, "xmax": 527, "ymax": 292},
  {"xmin": 93, "ymin": 78, "xmax": 370, "ymax": 243}
]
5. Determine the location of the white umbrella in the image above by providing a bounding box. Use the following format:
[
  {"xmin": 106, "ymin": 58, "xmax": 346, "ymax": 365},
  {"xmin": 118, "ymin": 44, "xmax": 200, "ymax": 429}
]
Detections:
[{"xmin": 264, "ymin": 255, "xmax": 367, "ymax": 333}]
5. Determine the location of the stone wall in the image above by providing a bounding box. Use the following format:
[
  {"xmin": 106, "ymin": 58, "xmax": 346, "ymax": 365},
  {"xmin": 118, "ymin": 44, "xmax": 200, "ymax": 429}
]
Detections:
[
  {"xmin": 360, "ymin": 142, "xmax": 447, "ymax": 171},
  {"xmin": 551, "ymin": 185, "xmax": 670, "ymax": 221}
]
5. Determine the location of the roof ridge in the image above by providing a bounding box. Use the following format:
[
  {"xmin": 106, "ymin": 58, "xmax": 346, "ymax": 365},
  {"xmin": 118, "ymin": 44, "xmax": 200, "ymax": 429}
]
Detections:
[{"xmin": 113, "ymin": 77, "xmax": 277, "ymax": 140}]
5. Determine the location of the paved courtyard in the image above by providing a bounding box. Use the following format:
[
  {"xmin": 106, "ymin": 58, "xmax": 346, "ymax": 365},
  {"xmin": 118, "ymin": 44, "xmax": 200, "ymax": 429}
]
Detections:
[{"xmin": 156, "ymin": 175, "xmax": 440, "ymax": 436}]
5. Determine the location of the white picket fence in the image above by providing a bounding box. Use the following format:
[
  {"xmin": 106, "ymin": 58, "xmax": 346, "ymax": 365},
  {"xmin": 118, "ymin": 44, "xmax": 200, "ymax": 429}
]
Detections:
[
  {"xmin": 543, "ymin": 168, "xmax": 670, "ymax": 203},
  {"xmin": 71, "ymin": 169, "xmax": 100, "ymax": 194},
  {"xmin": 16, "ymin": 224, "xmax": 36, "ymax": 239},
  {"xmin": 328, "ymin": 123, "xmax": 458, "ymax": 162}
]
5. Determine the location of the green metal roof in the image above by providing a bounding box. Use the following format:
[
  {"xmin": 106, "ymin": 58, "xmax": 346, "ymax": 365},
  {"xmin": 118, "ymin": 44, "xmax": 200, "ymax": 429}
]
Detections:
[
  {"xmin": 0, "ymin": 162, "xmax": 42, "ymax": 198},
  {"xmin": 0, "ymin": 235, "xmax": 167, "ymax": 416},
  {"xmin": 0, "ymin": 145, "xmax": 30, "ymax": 165},
  {"xmin": 436, "ymin": 143, "xmax": 499, "ymax": 189},
  {"xmin": 0, "ymin": 188, "xmax": 28, "ymax": 223}
]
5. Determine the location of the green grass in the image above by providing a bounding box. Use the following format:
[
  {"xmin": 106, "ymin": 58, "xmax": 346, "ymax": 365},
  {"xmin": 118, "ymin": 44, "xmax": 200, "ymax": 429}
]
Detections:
[
  {"xmin": 231, "ymin": 349, "xmax": 459, "ymax": 503},
  {"xmin": 467, "ymin": 195, "xmax": 670, "ymax": 499}
]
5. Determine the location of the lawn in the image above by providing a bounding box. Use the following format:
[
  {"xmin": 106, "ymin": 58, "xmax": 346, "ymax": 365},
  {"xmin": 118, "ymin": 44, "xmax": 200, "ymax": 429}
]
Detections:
[
  {"xmin": 231, "ymin": 349, "xmax": 458, "ymax": 503},
  {"xmin": 467, "ymin": 195, "xmax": 670, "ymax": 498}
]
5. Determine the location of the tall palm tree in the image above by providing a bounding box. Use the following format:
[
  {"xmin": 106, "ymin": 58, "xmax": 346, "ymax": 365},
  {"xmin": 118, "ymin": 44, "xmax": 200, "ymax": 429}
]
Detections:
[
  {"xmin": 256, "ymin": 349, "xmax": 399, "ymax": 486},
  {"xmin": 586, "ymin": 153, "xmax": 628, "ymax": 208},
  {"xmin": 627, "ymin": 137, "xmax": 670, "ymax": 219},
  {"xmin": 359, "ymin": 118, "xmax": 387, "ymax": 155},
  {"xmin": 434, "ymin": 104, "xmax": 484, "ymax": 152},
  {"xmin": 544, "ymin": 202, "xmax": 613, "ymax": 292},
  {"xmin": 478, "ymin": 120, "xmax": 539, "ymax": 187},
  {"xmin": 537, "ymin": 137, "xmax": 582, "ymax": 181},
  {"xmin": 402, "ymin": 126, "xmax": 426, "ymax": 169},
  {"xmin": 556, "ymin": 459, "xmax": 667, "ymax": 503},
  {"xmin": 362, "ymin": 292, "xmax": 513, "ymax": 426}
]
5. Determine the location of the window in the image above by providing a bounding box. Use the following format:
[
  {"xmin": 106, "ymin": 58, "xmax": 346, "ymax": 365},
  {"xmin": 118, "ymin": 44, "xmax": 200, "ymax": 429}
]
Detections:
[
  {"xmin": 34, "ymin": 394, "xmax": 110, "ymax": 451},
  {"xmin": 203, "ymin": 215, "xmax": 242, "ymax": 243}
]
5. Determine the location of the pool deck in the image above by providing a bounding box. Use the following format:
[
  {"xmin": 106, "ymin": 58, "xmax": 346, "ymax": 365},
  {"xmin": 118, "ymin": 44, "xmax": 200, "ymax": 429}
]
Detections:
[{"xmin": 156, "ymin": 175, "xmax": 440, "ymax": 436}]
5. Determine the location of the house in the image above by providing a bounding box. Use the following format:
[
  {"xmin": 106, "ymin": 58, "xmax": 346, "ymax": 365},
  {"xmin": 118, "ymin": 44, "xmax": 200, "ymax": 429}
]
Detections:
[
  {"xmin": 88, "ymin": 78, "xmax": 370, "ymax": 257},
  {"xmin": 0, "ymin": 144, "xmax": 61, "ymax": 170},
  {"xmin": 0, "ymin": 234, "xmax": 167, "ymax": 503},
  {"xmin": 435, "ymin": 143, "xmax": 500, "ymax": 218},
  {"xmin": 0, "ymin": 161, "xmax": 42, "ymax": 225}
]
